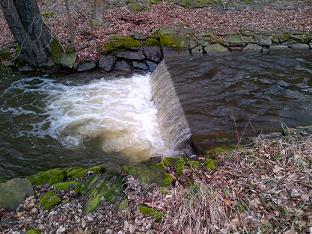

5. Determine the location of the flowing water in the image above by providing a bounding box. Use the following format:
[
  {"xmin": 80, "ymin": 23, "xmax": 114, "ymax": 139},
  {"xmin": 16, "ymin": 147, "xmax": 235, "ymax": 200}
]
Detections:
[
  {"xmin": 0, "ymin": 72, "xmax": 174, "ymax": 178},
  {"xmin": 152, "ymin": 52, "xmax": 312, "ymax": 152},
  {"xmin": 1, "ymin": 51, "xmax": 312, "ymax": 177}
]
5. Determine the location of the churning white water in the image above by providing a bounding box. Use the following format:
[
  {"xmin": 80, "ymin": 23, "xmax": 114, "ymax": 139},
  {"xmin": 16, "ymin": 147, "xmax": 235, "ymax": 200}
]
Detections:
[{"xmin": 4, "ymin": 74, "xmax": 173, "ymax": 161}]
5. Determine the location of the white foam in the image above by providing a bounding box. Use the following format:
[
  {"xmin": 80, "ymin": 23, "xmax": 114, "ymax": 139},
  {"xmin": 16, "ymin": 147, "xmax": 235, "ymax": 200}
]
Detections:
[{"xmin": 4, "ymin": 74, "xmax": 174, "ymax": 161}]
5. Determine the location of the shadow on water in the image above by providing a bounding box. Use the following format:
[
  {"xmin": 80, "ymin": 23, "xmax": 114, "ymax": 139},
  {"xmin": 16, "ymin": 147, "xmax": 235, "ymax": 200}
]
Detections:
[{"xmin": 151, "ymin": 51, "xmax": 312, "ymax": 153}]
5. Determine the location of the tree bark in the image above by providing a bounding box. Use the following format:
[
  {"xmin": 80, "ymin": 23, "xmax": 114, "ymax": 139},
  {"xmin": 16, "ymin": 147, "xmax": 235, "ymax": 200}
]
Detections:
[
  {"xmin": 0, "ymin": 0, "xmax": 53, "ymax": 67},
  {"xmin": 93, "ymin": 0, "xmax": 104, "ymax": 25}
]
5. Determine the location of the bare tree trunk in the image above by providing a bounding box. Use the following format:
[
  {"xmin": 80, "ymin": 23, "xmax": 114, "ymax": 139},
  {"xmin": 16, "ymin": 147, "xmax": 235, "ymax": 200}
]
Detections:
[
  {"xmin": 64, "ymin": 0, "xmax": 75, "ymax": 49},
  {"xmin": 0, "ymin": 0, "xmax": 54, "ymax": 67},
  {"xmin": 93, "ymin": 0, "xmax": 104, "ymax": 25}
]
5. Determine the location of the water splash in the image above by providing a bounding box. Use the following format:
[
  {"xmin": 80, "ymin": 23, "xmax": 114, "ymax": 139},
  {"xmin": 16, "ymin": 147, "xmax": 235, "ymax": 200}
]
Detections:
[{"xmin": 3, "ymin": 74, "xmax": 174, "ymax": 161}]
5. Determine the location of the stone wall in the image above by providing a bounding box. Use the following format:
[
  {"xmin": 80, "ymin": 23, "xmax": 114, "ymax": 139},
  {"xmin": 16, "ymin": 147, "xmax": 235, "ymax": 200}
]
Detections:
[
  {"xmin": 106, "ymin": 0, "xmax": 311, "ymax": 11},
  {"xmin": 76, "ymin": 28, "xmax": 312, "ymax": 72}
]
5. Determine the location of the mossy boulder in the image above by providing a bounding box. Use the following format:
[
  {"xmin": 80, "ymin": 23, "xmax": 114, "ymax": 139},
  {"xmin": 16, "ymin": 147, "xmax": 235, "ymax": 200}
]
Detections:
[
  {"xmin": 0, "ymin": 178, "xmax": 34, "ymax": 211},
  {"xmin": 39, "ymin": 191, "xmax": 61, "ymax": 210},
  {"xmin": 50, "ymin": 39, "xmax": 63, "ymax": 63},
  {"xmin": 81, "ymin": 173, "xmax": 124, "ymax": 213},
  {"xmin": 60, "ymin": 52, "xmax": 77, "ymax": 68},
  {"xmin": 145, "ymin": 38, "xmax": 160, "ymax": 46},
  {"xmin": 53, "ymin": 181, "xmax": 80, "ymax": 191},
  {"xmin": 139, "ymin": 205, "xmax": 164, "ymax": 222},
  {"xmin": 101, "ymin": 36, "xmax": 141, "ymax": 53},
  {"xmin": 160, "ymin": 33, "xmax": 187, "ymax": 48},
  {"xmin": 123, "ymin": 163, "xmax": 173, "ymax": 188},
  {"xmin": 28, "ymin": 168, "xmax": 66, "ymax": 186},
  {"xmin": 66, "ymin": 165, "xmax": 102, "ymax": 179}
]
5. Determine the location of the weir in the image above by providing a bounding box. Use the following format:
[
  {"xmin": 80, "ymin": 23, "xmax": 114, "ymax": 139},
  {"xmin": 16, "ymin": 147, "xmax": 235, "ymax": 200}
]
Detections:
[{"xmin": 151, "ymin": 52, "xmax": 312, "ymax": 153}]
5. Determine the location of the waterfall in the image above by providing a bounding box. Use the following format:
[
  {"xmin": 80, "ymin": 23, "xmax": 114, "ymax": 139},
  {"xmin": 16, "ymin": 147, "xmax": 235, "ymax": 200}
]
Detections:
[{"xmin": 151, "ymin": 61, "xmax": 193, "ymax": 154}]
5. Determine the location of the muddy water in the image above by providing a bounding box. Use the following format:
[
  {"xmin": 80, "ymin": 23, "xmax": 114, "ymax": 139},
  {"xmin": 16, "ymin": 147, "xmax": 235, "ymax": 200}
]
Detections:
[
  {"xmin": 151, "ymin": 52, "xmax": 312, "ymax": 153},
  {"xmin": 0, "ymin": 72, "xmax": 174, "ymax": 178}
]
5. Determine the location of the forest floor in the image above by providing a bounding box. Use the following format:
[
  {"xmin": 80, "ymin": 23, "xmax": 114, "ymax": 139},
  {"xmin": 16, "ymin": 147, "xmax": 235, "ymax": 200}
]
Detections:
[
  {"xmin": 1, "ymin": 133, "xmax": 311, "ymax": 233},
  {"xmin": 0, "ymin": 1, "xmax": 311, "ymax": 61}
]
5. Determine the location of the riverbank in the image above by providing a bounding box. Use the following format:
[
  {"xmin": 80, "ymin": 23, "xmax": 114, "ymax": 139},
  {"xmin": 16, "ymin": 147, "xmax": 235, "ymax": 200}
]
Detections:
[
  {"xmin": 0, "ymin": 1, "xmax": 311, "ymax": 73},
  {"xmin": 1, "ymin": 127, "xmax": 311, "ymax": 233}
]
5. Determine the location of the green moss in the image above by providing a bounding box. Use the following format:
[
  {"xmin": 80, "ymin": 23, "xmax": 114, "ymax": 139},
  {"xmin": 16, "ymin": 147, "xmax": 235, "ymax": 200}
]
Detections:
[
  {"xmin": 204, "ymin": 159, "xmax": 217, "ymax": 171},
  {"xmin": 39, "ymin": 191, "xmax": 61, "ymax": 210},
  {"xmin": 102, "ymin": 36, "xmax": 141, "ymax": 53},
  {"xmin": 118, "ymin": 199, "xmax": 128, "ymax": 210},
  {"xmin": 160, "ymin": 157, "xmax": 177, "ymax": 168},
  {"xmin": 180, "ymin": 0, "xmax": 191, "ymax": 8},
  {"xmin": 270, "ymin": 35, "xmax": 280, "ymax": 43},
  {"xmin": 149, "ymin": 0, "xmax": 161, "ymax": 3},
  {"xmin": 279, "ymin": 32, "xmax": 290, "ymax": 43},
  {"xmin": 175, "ymin": 158, "xmax": 186, "ymax": 176},
  {"xmin": 66, "ymin": 167, "xmax": 88, "ymax": 179},
  {"xmin": 41, "ymin": 11, "xmax": 54, "ymax": 19},
  {"xmin": 26, "ymin": 229, "xmax": 41, "ymax": 234},
  {"xmin": 50, "ymin": 39, "xmax": 63, "ymax": 63},
  {"xmin": 53, "ymin": 181, "xmax": 80, "ymax": 191},
  {"xmin": 82, "ymin": 174, "xmax": 124, "ymax": 213},
  {"xmin": 66, "ymin": 165, "xmax": 103, "ymax": 179},
  {"xmin": 205, "ymin": 145, "xmax": 236, "ymax": 157},
  {"xmin": 139, "ymin": 205, "xmax": 164, "ymax": 222},
  {"xmin": 160, "ymin": 34, "xmax": 187, "ymax": 48},
  {"xmin": 145, "ymin": 38, "xmax": 160, "ymax": 46},
  {"xmin": 123, "ymin": 164, "xmax": 173, "ymax": 188},
  {"xmin": 28, "ymin": 168, "xmax": 66, "ymax": 186},
  {"xmin": 188, "ymin": 160, "xmax": 200, "ymax": 169},
  {"xmin": 243, "ymin": 0, "xmax": 253, "ymax": 4},
  {"xmin": 290, "ymin": 33, "xmax": 311, "ymax": 44}
]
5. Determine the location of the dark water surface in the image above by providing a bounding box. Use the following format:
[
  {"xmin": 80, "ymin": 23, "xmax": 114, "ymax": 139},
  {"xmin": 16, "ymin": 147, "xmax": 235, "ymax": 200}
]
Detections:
[
  {"xmin": 152, "ymin": 52, "xmax": 312, "ymax": 153},
  {"xmin": 1, "ymin": 51, "xmax": 312, "ymax": 177}
]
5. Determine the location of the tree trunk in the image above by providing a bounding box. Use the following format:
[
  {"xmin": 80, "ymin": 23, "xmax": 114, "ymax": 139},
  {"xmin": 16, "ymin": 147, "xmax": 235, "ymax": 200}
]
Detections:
[
  {"xmin": 93, "ymin": 0, "xmax": 104, "ymax": 25},
  {"xmin": 0, "ymin": 0, "xmax": 54, "ymax": 67}
]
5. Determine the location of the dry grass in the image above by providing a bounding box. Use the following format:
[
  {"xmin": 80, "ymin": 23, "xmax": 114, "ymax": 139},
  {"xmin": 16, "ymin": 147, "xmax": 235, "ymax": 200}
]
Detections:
[{"xmin": 155, "ymin": 134, "xmax": 312, "ymax": 233}]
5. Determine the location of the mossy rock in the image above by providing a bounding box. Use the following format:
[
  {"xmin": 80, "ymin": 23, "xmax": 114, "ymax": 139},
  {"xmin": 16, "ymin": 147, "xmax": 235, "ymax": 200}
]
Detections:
[
  {"xmin": 41, "ymin": 10, "xmax": 54, "ymax": 19},
  {"xmin": 123, "ymin": 163, "xmax": 173, "ymax": 188},
  {"xmin": 53, "ymin": 181, "xmax": 80, "ymax": 191},
  {"xmin": 290, "ymin": 33, "xmax": 311, "ymax": 44},
  {"xmin": 160, "ymin": 33, "xmax": 187, "ymax": 48},
  {"xmin": 60, "ymin": 52, "xmax": 77, "ymax": 68},
  {"xmin": 145, "ymin": 38, "xmax": 160, "ymax": 46},
  {"xmin": 28, "ymin": 168, "xmax": 66, "ymax": 186},
  {"xmin": 205, "ymin": 44, "xmax": 228, "ymax": 52},
  {"xmin": 66, "ymin": 165, "xmax": 103, "ymax": 179},
  {"xmin": 82, "ymin": 174, "xmax": 124, "ymax": 213},
  {"xmin": 101, "ymin": 36, "xmax": 141, "ymax": 53},
  {"xmin": 26, "ymin": 229, "xmax": 41, "ymax": 234},
  {"xmin": 0, "ymin": 178, "xmax": 34, "ymax": 211},
  {"xmin": 50, "ymin": 39, "xmax": 63, "ymax": 63},
  {"xmin": 139, "ymin": 205, "xmax": 164, "ymax": 222},
  {"xmin": 204, "ymin": 159, "xmax": 217, "ymax": 171},
  {"xmin": 279, "ymin": 32, "xmax": 290, "ymax": 43},
  {"xmin": 39, "ymin": 191, "xmax": 61, "ymax": 210}
]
